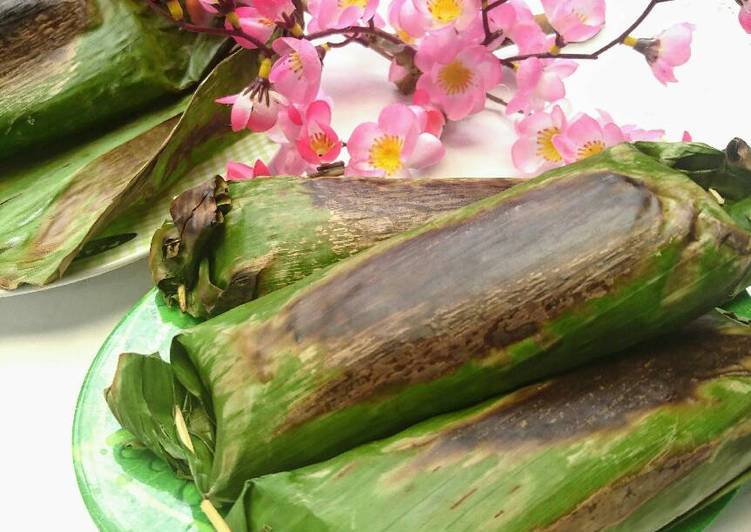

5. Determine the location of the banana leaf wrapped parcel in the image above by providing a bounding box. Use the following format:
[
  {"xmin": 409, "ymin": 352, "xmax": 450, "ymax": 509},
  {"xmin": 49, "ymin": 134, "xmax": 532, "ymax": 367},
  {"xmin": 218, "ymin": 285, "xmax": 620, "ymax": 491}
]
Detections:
[
  {"xmin": 0, "ymin": 0, "xmax": 226, "ymax": 158},
  {"xmin": 0, "ymin": 49, "xmax": 261, "ymax": 289},
  {"xmin": 107, "ymin": 142, "xmax": 751, "ymax": 503},
  {"xmin": 225, "ymin": 314, "xmax": 751, "ymax": 532},
  {"xmin": 151, "ymin": 176, "xmax": 521, "ymax": 318},
  {"xmin": 152, "ymin": 139, "xmax": 751, "ymax": 320}
]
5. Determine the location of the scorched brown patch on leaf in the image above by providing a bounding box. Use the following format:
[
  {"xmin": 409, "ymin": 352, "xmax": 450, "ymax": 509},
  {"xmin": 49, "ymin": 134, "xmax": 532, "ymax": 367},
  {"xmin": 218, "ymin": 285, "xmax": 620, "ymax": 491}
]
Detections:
[
  {"xmin": 0, "ymin": 0, "xmax": 92, "ymax": 79},
  {"xmin": 278, "ymin": 173, "xmax": 670, "ymax": 430},
  {"xmin": 30, "ymin": 118, "xmax": 178, "ymax": 260},
  {"xmin": 385, "ymin": 321, "xmax": 751, "ymax": 486}
]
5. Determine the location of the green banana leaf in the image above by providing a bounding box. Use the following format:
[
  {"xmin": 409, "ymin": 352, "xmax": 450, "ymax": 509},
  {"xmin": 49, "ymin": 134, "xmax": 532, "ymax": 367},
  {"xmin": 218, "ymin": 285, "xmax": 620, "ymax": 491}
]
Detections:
[
  {"xmin": 106, "ymin": 142, "xmax": 751, "ymax": 504},
  {"xmin": 153, "ymin": 141, "xmax": 751, "ymax": 320},
  {"xmin": 662, "ymin": 469, "xmax": 751, "ymax": 531},
  {"xmin": 0, "ymin": 49, "xmax": 265, "ymax": 290},
  {"xmin": 0, "ymin": 0, "xmax": 227, "ymax": 159},
  {"xmin": 224, "ymin": 313, "xmax": 751, "ymax": 531},
  {"xmin": 151, "ymin": 175, "xmax": 522, "ymax": 318}
]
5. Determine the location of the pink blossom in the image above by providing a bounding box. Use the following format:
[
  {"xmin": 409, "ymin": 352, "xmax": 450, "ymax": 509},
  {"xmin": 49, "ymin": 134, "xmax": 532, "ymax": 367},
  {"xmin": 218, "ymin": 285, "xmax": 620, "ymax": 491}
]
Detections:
[
  {"xmin": 388, "ymin": 0, "xmax": 427, "ymax": 41},
  {"xmin": 308, "ymin": 0, "xmax": 379, "ymax": 31},
  {"xmin": 265, "ymin": 99, "xmax": 341, "ymax": 170},
  {"xmin": 269, "ymin": 143, "xmax": 314, "ymax": 175},
  {"xmin": 511, "ymin": 105, "xmax": 568, "ymax": 175},
  {"xmin": 486, "ymin": 0, "xmax": 551, "ymax": 53},
  {"xmin": 269, "ymin": 102, "xmax": 305, "ymax": 144},
  {"xmin": 553, "ymin": 112, "xmax": 624, "ymax": 163},
  {"xmin": 631, "ymin": 23, "xmax": 695, "ymax": 85},
  {"xmin": 270, "ymin": 38, "xmax": 322, "ymax": 105},
  {"xmin": 506, "ymin": 57, "xmax": 577, "ymax": 115},
  {"xmin": 411, "ymin": 89, "xmax": 446, "ymax": 137},
  {"xmin": 215, "ymin": 90, "xmax": 281, "ymax": 132},
  {"xmin": 591, "ymin": 109, "xmax": 664, "ymax": 142},
  {"xmin": 541, "ymin": 0, "xmax": 605, "ymax": 43},
  {"xmin": 225, "ymin": 160, "xmax": 271, "ymax": 181},
  {"xmin": 740, "ymin": 1, "xmax": 751, "ymax": 33},
  {"xmin": 411, "ymin": 0, "xmax": 479, "ymax": 32},
  {"xmin": 254, "ymin": 0, "xmax": 295, "ymax": 22},
  {"xmin": 682, "ymin": 130, "xmax": 693, "ymax": 142},
  {"xmin": 295, "ymin": 100, "xmax": 342, "ymax": 164},
  {"xmin": 226, "ymin": 7, "xmax": 275, "ymax": 49},
  {"xmin": 621, "ymin": 125, "xmax": 665, "ymax": 142},
  {"xmin": 415, "ymin": 29, "xmax": 502, "ymax": 121},
  {"xmin": 346, "ymin": 103, "xmax": 444, "ymax": 177}
]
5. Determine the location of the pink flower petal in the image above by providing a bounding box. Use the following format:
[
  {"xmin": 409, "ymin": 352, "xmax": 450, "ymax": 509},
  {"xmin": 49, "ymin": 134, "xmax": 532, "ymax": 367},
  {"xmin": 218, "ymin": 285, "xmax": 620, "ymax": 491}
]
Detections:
[
  {"xmin": 247, "ymin": 99, "xmax": 279, "ymax": 132},
  {"xmin": 741, "ymin": 5, "xmax": 751, "ymax": 33},
  {"xmin": 347, "ymin": 122, "xmax": 382, "ymax": 158},
  {"xmin": 269, "ymin": 143, "xmax": 312, "ymax": 176},
  {"xmin": 215, "ymin": 94, "xmax": 238, "ymax": 105},
  {"xmin": 407, "ymin": 132, "xmax": 445, "ymax": 168},
  {"xmin": 253, "ymin": 159, "xmax": 271, "ymax": 176},
  {"xmin": 226, "ymin": 161, "xmax": 256, "ymax": 181},
  {"xmin": 229, "ymin": 92, "xmax": 252, "ymax": 132},
  {"xmin": 378, "ymin": 103, "xmax": 419, "ymax": 149}
]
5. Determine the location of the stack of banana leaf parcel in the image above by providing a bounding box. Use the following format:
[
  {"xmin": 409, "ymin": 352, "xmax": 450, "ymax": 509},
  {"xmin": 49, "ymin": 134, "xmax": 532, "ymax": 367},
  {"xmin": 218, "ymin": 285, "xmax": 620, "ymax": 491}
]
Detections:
[
  {"xmin": 107, "ymin": 140, "xmax": 751, "ymax": 531},
  {"xmin": 0, "ymin": 0, "xmax": 272, "ymax": 290}
]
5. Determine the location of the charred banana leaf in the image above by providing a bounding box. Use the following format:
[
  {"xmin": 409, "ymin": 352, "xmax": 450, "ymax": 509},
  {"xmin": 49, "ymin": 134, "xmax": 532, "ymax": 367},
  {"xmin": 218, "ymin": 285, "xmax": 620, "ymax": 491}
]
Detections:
[
  {"xmin": 0, "ymin": 49, "xmax": 260, "ymax": 289},
  {"xmin": 225, "ymin": 314, "xmax": 751, "ymax": 532},
  {"xmin": 0, "ymin": 0, "xmax": 227, "ymax": 158},
  {"xmin": 151, "ymin": 175, "xmax": 521, "ymax": 318},
  {"xmin": 107, "ymin": 142, "xmax": 751, "ymax": 503}
]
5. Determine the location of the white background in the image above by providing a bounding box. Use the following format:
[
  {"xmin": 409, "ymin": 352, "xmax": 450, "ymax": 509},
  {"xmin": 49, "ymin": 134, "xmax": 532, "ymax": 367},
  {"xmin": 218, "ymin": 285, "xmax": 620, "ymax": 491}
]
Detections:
[{"xmin": 2, "ymin": 0, "xmax": 751, "ymax": 530}]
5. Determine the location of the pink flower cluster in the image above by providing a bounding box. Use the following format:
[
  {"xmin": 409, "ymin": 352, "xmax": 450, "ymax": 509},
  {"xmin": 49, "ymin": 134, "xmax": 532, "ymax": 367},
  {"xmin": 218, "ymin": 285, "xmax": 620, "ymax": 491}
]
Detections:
[
  {"xmin": 197, "ymin": 0, "xmax": 696, "ymax": 177},
  {"xmin": 512, "ymin": 106, "xmax": 665, "ymax": 175}
]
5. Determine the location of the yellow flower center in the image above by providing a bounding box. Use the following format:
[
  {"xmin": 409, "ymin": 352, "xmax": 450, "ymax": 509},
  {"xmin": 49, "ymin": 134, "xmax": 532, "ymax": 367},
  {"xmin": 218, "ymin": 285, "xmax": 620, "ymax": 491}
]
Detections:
[
  {"xmin": 437, "ymin": 60, "xmax": 474, "ymax": 95},
  {"xmin": 339, "ymin": 0, "xmax": 368, "ymax": 7},
  {"xmin": 310, "ymin": 132, "xmax": 336, "ymax": 157},
  {"xmin": 536, "ymin": 127, "xmax": 562, "ymax": 162},
  {"xmin": 577, "ymin": 140, "xmax": 606, "ymax": 160},
  {"xmin": 369, "ymin": 135, "xmax": 404, "ymax": 175},
  {"xmin": 427, "ymin": 0, "xmax": 462, "ymax": 23},
  {"xmin": 288, "ymin": 52, "xmax": 304, "ymax": 76}
]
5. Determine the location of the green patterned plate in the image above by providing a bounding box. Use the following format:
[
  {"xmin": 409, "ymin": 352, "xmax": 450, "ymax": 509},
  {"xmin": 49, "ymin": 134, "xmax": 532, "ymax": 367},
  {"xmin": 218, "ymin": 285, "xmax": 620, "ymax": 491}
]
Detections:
[
  {"xmin": 73, "ymin": 288, "xmax": 745, "ymax": 531},
  {"xmin": 72, "ymin": 289, "xmax": 210, "ymax": 531}
]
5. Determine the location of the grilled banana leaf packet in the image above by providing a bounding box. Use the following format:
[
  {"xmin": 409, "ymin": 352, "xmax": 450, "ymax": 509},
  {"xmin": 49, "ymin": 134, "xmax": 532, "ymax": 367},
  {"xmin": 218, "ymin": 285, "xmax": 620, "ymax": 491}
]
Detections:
[
  {"xmin": 108, "ymin": 141, "xmax": 751, "ymax": 504},
  {"xmin": 0, "ymin": 0, "xmax": 226, "ymax": 158},
  {"xmin": 0, "ymin": 49, "xmax": 260, "ymax": 289},
  {"xmin": 151, "ymin": 176, "xmax": 522, "ymax": 318},
  {"xmin": 152, "ymin": 139, "xmax": 751, "ymax": 320},
  {"xmin": 225, "ymin": 314, "xmax": 751, "ymax": 532}
]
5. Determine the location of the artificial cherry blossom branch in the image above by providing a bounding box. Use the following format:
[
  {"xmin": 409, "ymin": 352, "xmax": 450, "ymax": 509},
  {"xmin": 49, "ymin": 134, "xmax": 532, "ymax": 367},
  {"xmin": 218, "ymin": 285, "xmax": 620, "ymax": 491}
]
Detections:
[
  {"xmin": 502, "ymin": 0, "xmax": 676, "ymax": 64},
  {"xmin": 151, "ymin": 0, "xmax": 696, "ymax": 179}
]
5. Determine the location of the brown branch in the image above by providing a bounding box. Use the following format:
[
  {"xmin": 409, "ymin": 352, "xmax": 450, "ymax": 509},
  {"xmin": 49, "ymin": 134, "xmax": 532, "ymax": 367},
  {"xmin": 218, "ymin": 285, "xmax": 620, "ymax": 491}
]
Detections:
[
  {"xmin": 486, "ymin": 0, "xmax": 510, "ymax": 12},
  {"xmin": 486, "ymin": 93, "xmax": 508, "ymax": 105},
  {"xmin": 501, "ymin": 0, "xmax": 675, "ymax": 64},
  {"xmin": 325, "ymin": 36, "xmax": 359, "ymax": 49},
  {"xmin": 352, "ymin": 37, "xmax": 395, "ymax": 61},
  {"xmin": 304, "ymin": 25, "xmax": 404, "ymax": 46}
]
